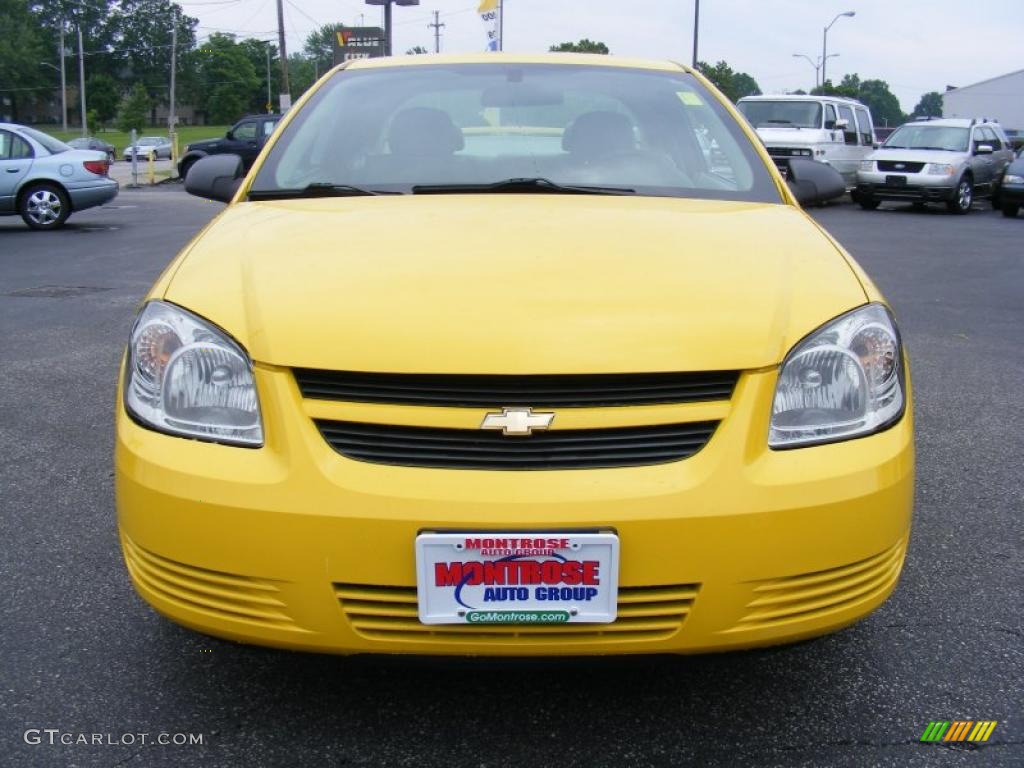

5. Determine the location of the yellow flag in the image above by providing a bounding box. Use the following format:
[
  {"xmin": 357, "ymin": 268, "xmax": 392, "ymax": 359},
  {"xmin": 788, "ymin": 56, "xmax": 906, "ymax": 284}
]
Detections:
[{"xmin": 478, "ymin": 0, "xmax": 499, "ymax": 11}]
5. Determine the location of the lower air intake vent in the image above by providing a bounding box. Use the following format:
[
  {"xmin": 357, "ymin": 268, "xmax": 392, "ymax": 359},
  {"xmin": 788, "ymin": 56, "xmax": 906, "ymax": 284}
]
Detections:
[{"xmin": 334, "ymin": 582, "xmax": 699, "ymax": 644}]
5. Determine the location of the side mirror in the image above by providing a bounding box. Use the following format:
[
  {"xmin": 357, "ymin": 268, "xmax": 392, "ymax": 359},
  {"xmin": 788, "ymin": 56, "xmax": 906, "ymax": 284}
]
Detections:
[
  {"xmin": 225, "ymin": 129, "xmax": 235, "ymax": 141},
  {"xmin": 834, "ymin": 118, "xmax": 849, "ymax": 130},
  {"xmin": 184, "ymin": 154, "xmax": 244, "ymax": 203},
  {"xmin": 975, "ymin": 143, "xmax": 994, "ymax": 155},
  {"xmin": 786, "ymin": 157, "xmax": 845, "ymax": 206}
]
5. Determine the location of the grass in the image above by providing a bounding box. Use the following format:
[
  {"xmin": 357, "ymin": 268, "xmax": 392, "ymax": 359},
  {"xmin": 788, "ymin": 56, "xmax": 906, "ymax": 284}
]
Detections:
[{"xmin": 36, "ymin": 125, "xmax": 231, "ymax": 153}]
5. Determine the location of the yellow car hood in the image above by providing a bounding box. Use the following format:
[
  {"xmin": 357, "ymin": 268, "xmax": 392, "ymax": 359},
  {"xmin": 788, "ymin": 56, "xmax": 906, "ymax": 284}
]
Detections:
[{"xmin": 163, "ymin": 195, "xmax": 866, "ymax": 373}]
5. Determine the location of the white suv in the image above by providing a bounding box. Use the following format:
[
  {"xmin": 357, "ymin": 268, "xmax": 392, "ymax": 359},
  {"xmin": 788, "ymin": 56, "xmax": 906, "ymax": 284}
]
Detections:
[
  {"xmin": 737, "ymin": 94, "xmax": 876, "ymax": 187},
  {"xmin": 855, "ymin": 118, "xmax": 1014, "ymax": 214}
]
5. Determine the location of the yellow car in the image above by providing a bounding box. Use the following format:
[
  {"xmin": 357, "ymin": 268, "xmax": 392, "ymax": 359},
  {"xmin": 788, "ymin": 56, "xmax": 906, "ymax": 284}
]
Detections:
[{"xmin": 116, "ymin": 54, "xmax": 913, "ymax": 655}]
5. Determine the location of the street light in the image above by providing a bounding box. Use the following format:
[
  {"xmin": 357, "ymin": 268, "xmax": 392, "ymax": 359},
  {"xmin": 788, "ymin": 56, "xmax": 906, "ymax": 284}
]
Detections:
[
  {"xmin": 822, "ymin": 11, "xmax": 854, "ymax": 86},
  {"xmin": 792, "ymin": 52, "xmax": 838, "ymax": 89}
]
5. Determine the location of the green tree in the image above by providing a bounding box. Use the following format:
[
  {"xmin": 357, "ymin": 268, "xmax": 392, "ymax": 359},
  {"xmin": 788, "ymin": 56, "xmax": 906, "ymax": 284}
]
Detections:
[
  {"xmin": 117, "ymin": 82, "xmax": 150, "ymax": 132},
  {"xmin": 239, "ymin": 38, "xmax": 280, "ymax": 113},
  {"xmin": 304, "ymin": 23, "xmax": 342, "ymax": 76},
  {"xmin": 286, "ymin": 52, "xmax": 316, "ymax": 104},
  {"xmin": 549, "ymin": 39, "xmax": 610, "ymax": 54},
  {"xmin": 0, "ymin": 0, "xmax": 49, "ymax": 120},
  {"xmin": 406, "ymin": 46, "xmax": 429, "ymax": 55},
  {"xmin": 912, "ymin": 91, "xmax": 943, "ymax": 119},
  {"xmin": 814, "ymin": 74, "xmax": 906, "ymax": 126},
  {"xmin": 696, "ymin": 60, "xmax": 761, "ymax": 103},
  {"xmin": 86, "ymin": 73, "xmax": 119, "ymax": 127},
  {"xmin": 188, "ymin": 33, "xmax": 259, "ymax": 123}
]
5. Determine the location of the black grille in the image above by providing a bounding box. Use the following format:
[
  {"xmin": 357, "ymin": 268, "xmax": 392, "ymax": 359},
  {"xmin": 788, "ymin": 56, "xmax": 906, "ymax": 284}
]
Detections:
[
  {"xmin": 876, "ymin": 161, "xmax": 925, "ymax": 173},
  {"xmin": 767, "ymin": 147, "xmax": 810, "ymax": 157},
  {"xmin": 315, "ymin": 420, "xmax": 719, "ymax": 470},
  {"xmin": 294, "ymin": 369, "xmax": 738, "ymax": 408}
]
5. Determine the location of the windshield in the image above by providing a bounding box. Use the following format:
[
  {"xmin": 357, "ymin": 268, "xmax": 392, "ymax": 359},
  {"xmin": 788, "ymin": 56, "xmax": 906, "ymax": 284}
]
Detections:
[
  {"xmin": 138, "ymin": 137, "xmax": 161, "ymax": 146},
  {"xmin": 16, "ymin": 126, "xmax": 69, "ymax": 155},
  {"xmin": 737, "ymin": 100, "xmax": 823, "ymax": 129},
  {"xmin": 250, "ymin": 63, "xmax": 780, "ymax": 202},
  {"xmin": 884, "ymin": 125, "xmax": 969, "ymax": 152}
]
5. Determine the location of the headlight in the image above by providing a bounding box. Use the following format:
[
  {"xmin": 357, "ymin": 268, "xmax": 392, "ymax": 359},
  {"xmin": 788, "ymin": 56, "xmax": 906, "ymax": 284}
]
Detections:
[
  {"xmin": 124, "ymin": 301, "xmax": 263, "ymax": 446},
  {"xmin": 769, "ymin": 303, "xmax": 904, "ymax": 449},
  {"xmin": 1003, "ymin": 174, "xmax": 1024, "ymax": 184},
  {"xmin": 793, "ymin": 148, "xmax": 812, "ymax": 156},
  {"xmin": 926, "ymin": 163, "xmax": 955, "ymax": 175},
  {"xmin": 859, "ymin": 159, "xmax": 874, "ymax": 171}
]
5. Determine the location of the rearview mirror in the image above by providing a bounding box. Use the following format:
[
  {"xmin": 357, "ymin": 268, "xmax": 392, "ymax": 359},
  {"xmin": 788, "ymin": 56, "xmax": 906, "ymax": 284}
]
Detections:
[
  {"xmin": 481, "ymin": 83, "xmax": 564, "ymax": 107},
  {"xmin": 184, "ymin": 154, "xmax": 244, "ymax": 203}
]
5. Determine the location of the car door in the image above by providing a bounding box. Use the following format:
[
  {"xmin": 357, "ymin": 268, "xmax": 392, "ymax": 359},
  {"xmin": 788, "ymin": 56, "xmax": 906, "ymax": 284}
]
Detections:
[
  {"xmin": 0, "ymin": 130, "xmax": 33, "ymax": 212},
  {"xmin": 833, "ymin": 104, "xmax": 860, "ymax": 182},
  {"xmin": 227, "ymin": 119, "xmax": 261, "ymax": 167},
  {"xmin": 971, "ymin": 126, "xmax": 996, "ymax": 191}
]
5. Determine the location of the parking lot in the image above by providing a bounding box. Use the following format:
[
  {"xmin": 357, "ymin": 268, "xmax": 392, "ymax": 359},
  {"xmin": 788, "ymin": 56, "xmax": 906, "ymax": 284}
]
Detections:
[{"xmin": 1, "ymin": 186, "xmax": 1021, "ymax": 767}]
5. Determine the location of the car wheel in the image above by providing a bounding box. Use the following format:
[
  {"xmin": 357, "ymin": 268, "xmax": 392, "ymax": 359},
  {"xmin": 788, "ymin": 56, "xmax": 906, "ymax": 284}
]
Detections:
[
  {"xmin": 858, "ymin": 198, "xmax": 880, "ymax": 210},
  {"xmin": 19, "ymin": 184, "xmax": 71, "ymax": 231},
  {"xmin": 1003, "ymin": 203, "xmax": 1020, "ymax": 218},
  {"xmin": 946, "ymin": 177, "xmax": 973, "ymax": 214},
  {"xmin": 179, "ymin": 158, "xmax": 195, "ymax": 180}
]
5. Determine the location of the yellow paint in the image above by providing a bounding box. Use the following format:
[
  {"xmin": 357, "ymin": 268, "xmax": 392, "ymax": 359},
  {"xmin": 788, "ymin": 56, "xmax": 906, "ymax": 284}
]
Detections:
[{"xmin": 116, "ymin": 54, "xmax": 913, "ymax": 655}]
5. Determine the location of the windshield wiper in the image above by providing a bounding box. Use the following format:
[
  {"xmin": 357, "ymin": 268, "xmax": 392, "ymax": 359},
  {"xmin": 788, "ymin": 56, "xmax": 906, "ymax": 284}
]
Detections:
[
  {"xmin": 761, "ymin": 119, "xmax": 798, "ymax": 128},
  {"xmin": 411, "ymin": 178, "xmax": 635, "ymax": 196},
  {"xmin": 248, "ymin": 183, "xmax": 395, "ymax": 200}
]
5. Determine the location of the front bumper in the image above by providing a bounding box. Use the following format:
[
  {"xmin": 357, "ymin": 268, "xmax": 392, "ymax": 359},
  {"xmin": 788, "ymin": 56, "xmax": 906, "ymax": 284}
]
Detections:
[
  {"xmin": 856, "ymin": 170, "xmax": 956, "ymax": 203},
  {"xmin": 115, "ymin": 364, "xmax": 914, "ymax": 656}
]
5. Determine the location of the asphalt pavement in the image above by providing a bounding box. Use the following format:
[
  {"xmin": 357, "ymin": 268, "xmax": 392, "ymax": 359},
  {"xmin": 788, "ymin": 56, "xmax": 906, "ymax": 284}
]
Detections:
[{"xmin": 1, "ymin": 187, "xmax": 1021, "ymax": 767}]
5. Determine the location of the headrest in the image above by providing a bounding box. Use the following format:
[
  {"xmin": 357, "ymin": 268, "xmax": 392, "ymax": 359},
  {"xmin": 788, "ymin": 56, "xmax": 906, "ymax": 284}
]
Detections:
[
  {"xmin": 387, "ymin": 107, "xmax": 465, "ymax": 156},
  {"xmin": 562, "ymin": 110, "xmax": 635, "ymax": 156}
]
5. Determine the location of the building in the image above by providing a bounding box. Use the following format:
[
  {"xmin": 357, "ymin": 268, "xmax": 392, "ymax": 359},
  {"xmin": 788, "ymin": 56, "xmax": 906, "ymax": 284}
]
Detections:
[{"xmin": 943, "ymin": 69, "xmax": 1024, "ymax": 135}]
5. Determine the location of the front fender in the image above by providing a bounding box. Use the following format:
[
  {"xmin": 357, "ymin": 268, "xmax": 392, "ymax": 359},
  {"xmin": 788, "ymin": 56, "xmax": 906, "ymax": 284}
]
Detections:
[{"xmin": 178, "ymin": 150, "xmax": 209, "ymax": 173}]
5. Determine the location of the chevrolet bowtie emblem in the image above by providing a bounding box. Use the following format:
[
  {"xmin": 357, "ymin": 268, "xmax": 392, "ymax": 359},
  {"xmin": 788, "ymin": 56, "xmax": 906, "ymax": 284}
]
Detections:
[{"xmin": 481, "ymin": 407, "xmax": 555, "ymax": 436}]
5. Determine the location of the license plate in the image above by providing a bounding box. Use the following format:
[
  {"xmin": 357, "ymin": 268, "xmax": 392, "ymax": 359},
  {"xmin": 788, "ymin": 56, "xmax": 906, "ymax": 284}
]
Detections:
[
  {"xmin": 415, "ymin": 531, "xmax": 619, "ymax": 625},
  {"xmin": 885, "ymin": 175, "xmax": 907, "ymax": 187}
]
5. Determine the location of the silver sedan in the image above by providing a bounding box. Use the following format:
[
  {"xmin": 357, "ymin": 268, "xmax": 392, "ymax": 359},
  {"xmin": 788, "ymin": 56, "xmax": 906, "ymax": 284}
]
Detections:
[
  {"xmin": 122, "ymin": 136, "xmax": 173, "ymax": 161},
  {"xmin": 0, "ymin": 123, "xmax": 118, "ymax": 230}
]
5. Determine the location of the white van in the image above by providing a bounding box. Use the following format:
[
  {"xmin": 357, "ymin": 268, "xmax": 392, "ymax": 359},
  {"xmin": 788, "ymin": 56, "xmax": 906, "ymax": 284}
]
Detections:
[{"xmin": 736, "ymin": 95, "xmax": 876, "ymax": 187}]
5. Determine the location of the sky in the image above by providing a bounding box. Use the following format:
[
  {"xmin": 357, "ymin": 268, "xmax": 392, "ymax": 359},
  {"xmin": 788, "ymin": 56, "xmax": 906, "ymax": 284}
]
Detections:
[{"xmin": 181, "ymin": 0, "xmax": 1024, "ymax": 112}]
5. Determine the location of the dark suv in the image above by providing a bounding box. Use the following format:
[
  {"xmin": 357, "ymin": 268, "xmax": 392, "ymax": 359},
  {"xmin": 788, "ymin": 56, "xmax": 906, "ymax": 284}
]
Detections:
[{"xmin": 178, "ymin": 114, "xmax": 281, "ymax": 180}]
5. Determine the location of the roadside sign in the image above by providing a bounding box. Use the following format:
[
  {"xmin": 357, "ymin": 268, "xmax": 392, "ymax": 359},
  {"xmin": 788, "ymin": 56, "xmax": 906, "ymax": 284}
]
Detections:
[{"xmin": 333, "ymin": 26, "xmax": 386, "ymax": 64}]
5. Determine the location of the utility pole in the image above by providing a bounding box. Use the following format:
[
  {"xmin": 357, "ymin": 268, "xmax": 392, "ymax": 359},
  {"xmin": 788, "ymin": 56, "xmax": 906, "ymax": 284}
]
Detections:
[
  {"xmin": 498, "ymin": 0, "xmax": 503, "ymax": 51},
  {"xmin": 265, "ymin": 43, "xmax": 272, "ymax": 112},
  {"xmin": 168, "ymin": 22, "xmax": 177, "ymax": 136},
  {"xmin": 691, "ymin": 0, "xmax": 699, "ymax": 68},
  {"xmin": 77, "ymin": 2, "xmax": 87, "ymax": 136},
  {"xmin": 428, "ymin": 10, "xmax": 444, "ymax": 53},
  {"xmin": 58, "ymin": 21, "xmax": 68, "ymax": 132},
  {"xmin": 275, "ymin": 0, "xmax": 291, "ymax": 111}
]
